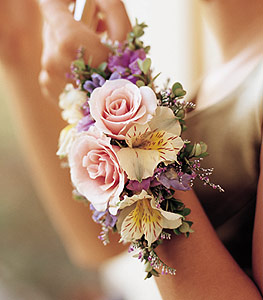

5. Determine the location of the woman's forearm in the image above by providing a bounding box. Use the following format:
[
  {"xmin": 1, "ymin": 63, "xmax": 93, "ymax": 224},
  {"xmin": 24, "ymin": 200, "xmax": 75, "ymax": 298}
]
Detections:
[{"xmin": 155, "ymin": 190, "xmax": 262, "ymax": 300}]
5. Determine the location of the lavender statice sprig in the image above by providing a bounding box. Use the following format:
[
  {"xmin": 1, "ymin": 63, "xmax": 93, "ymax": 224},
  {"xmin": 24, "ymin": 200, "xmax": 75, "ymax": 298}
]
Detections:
[
  {"xmin": 90, "ymin": 204, "xmax": 118, "ymax": 245},
  {"xmin": 130, "ymin": 238, "xmax": 177, "ymax": 279},
  {"xmin": 188, "ymin": 158, "xmax": 225, "ymax": 192}
]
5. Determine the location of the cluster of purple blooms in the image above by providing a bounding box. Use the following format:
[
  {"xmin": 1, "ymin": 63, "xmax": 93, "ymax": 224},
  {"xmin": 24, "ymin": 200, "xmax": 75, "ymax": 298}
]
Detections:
[
  {"xmin": 83, "ymin": 47, "xmax": 146, "ymax": 93},
  {"xmin": 107, "ymin": 48, "xmax": 146, "ymax": 83}
]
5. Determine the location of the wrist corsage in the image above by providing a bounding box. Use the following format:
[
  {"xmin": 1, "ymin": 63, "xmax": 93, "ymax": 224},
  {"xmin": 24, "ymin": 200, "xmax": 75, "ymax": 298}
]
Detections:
[{"xmin": 57, "ymin": 20, "xmax": 223, "ymax": 279}]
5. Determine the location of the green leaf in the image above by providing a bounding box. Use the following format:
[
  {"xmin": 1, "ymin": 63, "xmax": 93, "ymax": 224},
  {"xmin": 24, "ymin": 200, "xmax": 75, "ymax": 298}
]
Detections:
[
  {"xmin": 176, "ymin": 108, "xmax": 185, "ymax": 119},
  {"xmin": 98, "ymin": 62, "xmax": 107, "ymax": 72},
  {"xmin": 144, "ymin": 272, "xmax": 153, "ymax": 280},
  {"xmin": 200, "ymin": 141, "xmax": 208, "ymax": 153},
  {"xmin": 137, "ymin": 59, "xmax": 144, "ymax": 72},
  {"xmin": 190, "ymin": 142, "xmax": 208, "ymax": 158},
  {"xmin": 195, "ymin": 152, "xmax": 209, "ymax": 159},
  {"xmin": 184, "ymin": 143, "xmax": 194, "ymax": 154},
  {"xmin": 185, "ymin": 220, "xmax": 194, "ymax": 227},
  {"xmin": 128, "ymin": 43, "xmax": 136, "ymax": 51},
  {"xmin": 133, "ymin": 25, "xmax": 144, "ymax": 37},
  {"xmin": 182, "ymin": 208, "xmax": 191, "ymax": 216},
  {"xmin": 174, "ymin": 88, "xmax": 187, "ymax": 97},
  {"xmin": 151, "ymin": 269, "xmax": 160, "ymax": 277},
  {"xmin": 180, "ymin": 119, "xmax": 186, "ymax": 125},
  {"xmin": 73, "ymin": 59, "xmax": 85, "ymax": 70},
  {"xmin": 151, "ymin": 72, "xmax": 161, "ymax": 83},
  {"xmin": 144, "ymin": 46, "xmax": 151, "ymax": 53},
  {"xmin": 194, "ymin": 143, "xmax": 202, "ymax": 156},
  {"xmin": 170, "ymin": 198, "xmax": 183, "ymax": 205},
  {"xmin": 189, "ymin": 144, "xmax": 196, "ymax": 157},
  {"xmin": 173, "ymin": 228, "xmax": 182, "ymax": 235},
  {"xmin": 142, "ymin": 58, "xmax": 151, "ymax": 74},
  {"xmin": 112, "ymin": 226, "xmax": 118, "ymax": 233},
  {"xmin": 138, "ymin": 58, "xmax": 151, "ymax": 74},
  {"xmin": 172, "ymin": 82, "xmax": 183, "ymax": 94},
  {"xmin": 73, "ymin": 193, "xmax": 89, "ymax": 205},
  {"xmin": 145, "ymin": 261, "xmax": 153, "ymax": 272},
  {"xmin": 135, "ymin": 39, "xmax": 144, "ymax": 48},
  {"xmin": 136, "ymin": 80, "xmax": 145, "ymax": 87},
  {"xmin": 132, "ymin": 74, "xmax": 145, "ymax": 80},
  {"xmin": 179, "ymin": 222, "xmax": 190, "ymax": 233}
]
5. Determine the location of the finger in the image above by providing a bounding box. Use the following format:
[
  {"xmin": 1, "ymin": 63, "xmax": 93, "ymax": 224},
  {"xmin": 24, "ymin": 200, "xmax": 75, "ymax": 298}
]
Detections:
[
  {"xmin": 39, "ymin": 0, "xmax": 74, "ymax": 31},
  {"xmin": 40, "ymin": 23, "xmax": 73, "ymax": 101},
  {"xmin": 40, "ymin": 0, "xmax": 109, "ymax": 66},
  {"xmin": 95, "ymin": 0, "xmax": 131, "ymax": 41},
  {"xmin": 41, "ymin": 22, "xmax": 70, "ymax": 73},
  {"xmin": 39, "ymin": 69, "xmax": 69, "ymax": 102},
  {"xmin": 75, "ymin": 0, "xmax": 98, "ymax": 30}
]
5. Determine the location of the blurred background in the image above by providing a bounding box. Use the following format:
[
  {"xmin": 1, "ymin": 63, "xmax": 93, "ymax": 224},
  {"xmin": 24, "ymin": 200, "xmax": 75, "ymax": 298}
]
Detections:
[
  {"xmin": 0, "ymin": 76, "xmax": 103, "ymax": 299},
  {"xmin": 0, "ymin": 0, "xmax": 221, "ymax": 299}
]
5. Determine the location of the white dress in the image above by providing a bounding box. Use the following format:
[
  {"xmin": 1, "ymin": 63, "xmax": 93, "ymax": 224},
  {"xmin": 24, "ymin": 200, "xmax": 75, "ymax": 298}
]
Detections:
[{"xmin": 101, "ymin": 251, "xmax": 162, "ymax": 300}]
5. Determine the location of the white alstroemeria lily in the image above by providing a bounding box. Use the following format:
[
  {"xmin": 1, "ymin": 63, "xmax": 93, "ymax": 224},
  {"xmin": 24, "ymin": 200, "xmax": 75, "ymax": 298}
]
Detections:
[
  {"xmin": 117, "ymin": 106, "xmax": 184, "ymax": 181},
  {"xmin": 117, "ymin": 190, "xmax": 182, "ymax": 246},
  {"xmin": 56, "ymin": 124, "xmax": 77, "ymax": 158},
  {"xmin": 59, "ymin": 83, "xmax": 87, "ymax": 124}
]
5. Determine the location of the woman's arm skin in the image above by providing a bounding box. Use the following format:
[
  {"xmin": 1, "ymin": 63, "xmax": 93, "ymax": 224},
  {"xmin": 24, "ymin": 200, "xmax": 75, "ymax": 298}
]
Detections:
[
  {"xmin": 155, "ymin": 144, "xmax": 263, "ymax": 299},
  {"xmin": 38, "ymin": 0, "xmax": 131, "ymax": 102},
  {"xmin": 0, "ymin": 0, "xmax": 127, "ymax": 268}
]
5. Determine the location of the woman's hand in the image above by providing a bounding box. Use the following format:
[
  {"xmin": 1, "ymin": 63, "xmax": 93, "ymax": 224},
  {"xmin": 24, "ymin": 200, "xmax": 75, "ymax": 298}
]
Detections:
[{"xmin": 38, "ymin": 0, "xmax": 131, "ymax": 102}]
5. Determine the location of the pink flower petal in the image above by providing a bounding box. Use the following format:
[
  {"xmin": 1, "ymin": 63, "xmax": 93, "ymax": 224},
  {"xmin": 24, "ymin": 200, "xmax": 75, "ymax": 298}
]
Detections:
[
  {"xmin": 89, "ymin": 79, "xmax": 157, "ymax": 139},
  {"xmin": 68, "ymin": 128, "xmax": 125, "ymax": 213}
]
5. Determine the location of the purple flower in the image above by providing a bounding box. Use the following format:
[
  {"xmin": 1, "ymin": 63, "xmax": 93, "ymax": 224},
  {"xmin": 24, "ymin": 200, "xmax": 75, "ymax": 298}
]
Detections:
[
  {"xmin": 81, "ymin": 100, "xmax": 90, "ymax": 116},
  {"xmin": 150, "ymin": 178, "xmax": 161, "ymax": 187},
  {"xmin": 83, "ymin": 73, "xmax": 106, "ymax": 93},
  {"xmin": 104, "ymin": 213, "xmax": 118, "ymax": 228},
  {"xmin": 90, "ymin": 204, "xmax": 117, "ymax": 228},
  {"xmin": 158, "ymin": 172, "xmax": 193, "ymax": 191},
  {"xmin": 125, "ymin": 74, "xmax": 138, "ymax": 84},
  {"xmin": 109, "ymin": 71, "xmax": 122, "ymax": 80},
  {"xmin": 108, "ymin": 48, "xmax": 146, "ymax": 83},
  {"xmin": 127, "ymin": 178, "xmax": 151, "ymax": 192},
  {"xmin": 129, "ymin": 51, "xmax": 145, "ymax": 74},
  {"xmin": 76, "ymin": 115, "xmax": 95, "ymax": 132}
]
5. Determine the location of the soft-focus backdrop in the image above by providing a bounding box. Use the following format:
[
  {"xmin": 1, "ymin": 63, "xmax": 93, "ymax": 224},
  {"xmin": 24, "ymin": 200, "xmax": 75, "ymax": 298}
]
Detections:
[
  {"xmin": 123, "ymin": 0, "xmax": 221, "ymax": 93},
  {"xmin": 0, "ymin": 73, "xmax": 103, "ymax": 299},
  {"xmin": 0, "ymin": 0, "xmax": 221, "ymax": 299}
]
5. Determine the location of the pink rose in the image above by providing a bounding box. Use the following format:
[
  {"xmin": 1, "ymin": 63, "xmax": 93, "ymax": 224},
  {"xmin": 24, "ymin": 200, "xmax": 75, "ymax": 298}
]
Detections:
[
  {"xmin": 68, "ymin": 127, "xmax": 125, "ymax": 215},
  {"xmin": 89, "ymin": 79, "xmax": 157, "ymax": 139}
]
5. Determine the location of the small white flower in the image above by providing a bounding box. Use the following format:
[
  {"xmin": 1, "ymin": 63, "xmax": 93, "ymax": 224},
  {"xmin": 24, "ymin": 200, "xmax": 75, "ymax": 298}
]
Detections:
[
  {"xmin": 59, "ymin": 84, "xmax": 87, "ymax": 124},
  {"xmin": 56, "ymin": 124, "xmax": 77, "ymax": 158}
]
